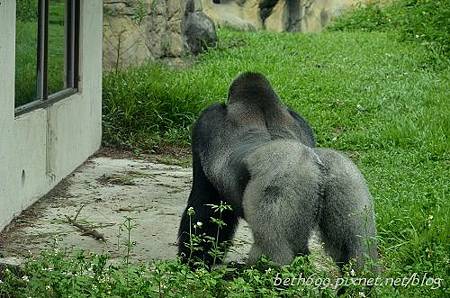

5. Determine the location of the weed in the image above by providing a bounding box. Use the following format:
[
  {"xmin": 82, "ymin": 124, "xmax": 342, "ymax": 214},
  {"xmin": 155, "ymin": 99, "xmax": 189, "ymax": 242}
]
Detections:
[
  {"xmin": 206, "ymin": 201, "xmax": 233, "ymax": 267},
  {"xmin": 120, "ymin": 216, "xmax": 137, "ymax": 266}
]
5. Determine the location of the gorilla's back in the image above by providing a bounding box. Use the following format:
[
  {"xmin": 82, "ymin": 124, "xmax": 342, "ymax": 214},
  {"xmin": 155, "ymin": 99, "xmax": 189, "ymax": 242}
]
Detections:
[{"xmin": 195, "ymin": 100, "xmax": 315, "ymax": 210}]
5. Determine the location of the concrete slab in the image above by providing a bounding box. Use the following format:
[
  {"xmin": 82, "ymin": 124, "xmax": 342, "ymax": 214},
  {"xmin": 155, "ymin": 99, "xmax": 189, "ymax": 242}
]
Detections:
[
  {"xmin": 0, "ymin": 154, "xmax": 335, "ymax": 273},
  {"xmin": 0, "ymin": 156, "xmax": 253, "ymax": 264}
]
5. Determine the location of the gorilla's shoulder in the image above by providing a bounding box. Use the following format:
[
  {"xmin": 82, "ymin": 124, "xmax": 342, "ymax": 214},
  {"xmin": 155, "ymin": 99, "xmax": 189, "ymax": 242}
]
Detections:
[
  {"xmin": 193, "ymin": 103, "xmax": 227, "ymax": 138},
  {"xmin": 287, "ymin": 109, "xmax": 316, "ymax": 147},
  {"xmin": 197, "ymin": 103, "xmax": 227, "ymax": 122},
  {"xmin": 201, "ymin": 103, "xmax": 226, "ymax": 114}
]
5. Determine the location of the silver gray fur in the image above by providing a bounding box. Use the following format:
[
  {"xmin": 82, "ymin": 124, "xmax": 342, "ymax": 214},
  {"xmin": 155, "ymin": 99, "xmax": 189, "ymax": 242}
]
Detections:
[
  {"xmin": 179, "ymin": 72, "xmax": 378, "ymax": 271},
  {"xmin": 244, "ymin": 140, "xmax": 377, "ymax": 270}
]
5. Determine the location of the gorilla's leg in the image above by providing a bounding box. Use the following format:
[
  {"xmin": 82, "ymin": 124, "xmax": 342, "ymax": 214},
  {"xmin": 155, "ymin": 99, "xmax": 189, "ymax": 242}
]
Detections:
[
  {"xmin": 315, "ymin": 149, "xmax": 378, "ymax": 272},
  {"xmin": 178, "ymin": 154, "xmax": 239, "ymax": 267},
  {"xmin": 243, "ymin": 140, "xmax": 321, "ymax": 265},
  {"xmin": 248, "ymin": 236, "xmax": 294, "ymax": 266}
]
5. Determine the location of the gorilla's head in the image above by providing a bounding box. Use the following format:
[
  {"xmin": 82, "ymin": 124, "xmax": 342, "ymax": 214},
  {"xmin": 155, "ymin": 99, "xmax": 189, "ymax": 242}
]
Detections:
[{"xmin": 227, "ymin": 72, "xmax": 280, "ymax": 106}]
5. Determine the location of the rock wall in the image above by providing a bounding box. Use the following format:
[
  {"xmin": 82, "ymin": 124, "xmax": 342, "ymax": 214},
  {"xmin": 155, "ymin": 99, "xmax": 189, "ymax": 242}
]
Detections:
[
  {"xmin": 102, "ymin": 0, "xmax": 365, "ymax": 70},
  {"xmin": 201, "ymin": 0, "xmax": 367, "ymax": 32},
  {"xmin": 103, "ymin": 0, "xmax": 216, "ymax": 70}
]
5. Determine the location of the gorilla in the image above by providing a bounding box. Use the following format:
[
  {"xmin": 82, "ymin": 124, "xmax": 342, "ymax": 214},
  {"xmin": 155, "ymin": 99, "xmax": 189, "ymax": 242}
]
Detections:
[{"xmin": 177, "ymin": 72, "xmax": 377, "ymax": 271}]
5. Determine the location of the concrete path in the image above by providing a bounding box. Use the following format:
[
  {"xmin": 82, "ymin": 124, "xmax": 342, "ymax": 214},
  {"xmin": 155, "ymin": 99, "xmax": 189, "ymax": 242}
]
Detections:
[
  {"xmin": 0, "ymin": 156, "xmax": 253, "ymax": 264},
  {"xmin": 0, "ymin": 154, "xmax": 335, "ymax": 272}
]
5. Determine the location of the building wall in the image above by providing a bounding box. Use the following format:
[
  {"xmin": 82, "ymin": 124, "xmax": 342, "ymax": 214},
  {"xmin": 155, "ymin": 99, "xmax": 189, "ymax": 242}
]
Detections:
[{"xmin": 0, "ymin": 1, "xmax": 103, "ymax": 231}]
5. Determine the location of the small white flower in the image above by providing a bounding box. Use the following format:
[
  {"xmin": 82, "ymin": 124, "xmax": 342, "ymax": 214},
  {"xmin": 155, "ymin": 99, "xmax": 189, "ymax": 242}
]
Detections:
[
  {"xmin": 187, "ymin": 207, "xmax": 195, "ymax": 216},
  {"xmin": 350, "ymin": 269, "xmax": 356, "ymax": 277},
  {"xmin": 196, "ymin": 221, "xmax": 203, "ymax": 227},
  {"xmin": 0, "ymin": 279, "xmax": 3, "ymax": 284},
  {"xmin": 46, "ymin": 285, "xmax": 51, "ymax": 290},
  {"xmin": 359, "ymin": 292, "xmax": 366, "ymax": 297},
  {"xmin": 22, "ymin": 275, "xmax": 30, "ymax": 282}
]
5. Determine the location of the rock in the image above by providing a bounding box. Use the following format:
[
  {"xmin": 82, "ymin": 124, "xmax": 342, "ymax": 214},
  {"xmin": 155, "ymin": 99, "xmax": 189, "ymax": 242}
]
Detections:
[
  {"xmin": 101, "ymin": 0, "xmax": 365, "ymax": 70},
  {"xmin": 0, "ymin": 257, "xmax": 24, "ymax": 279},
  {"xmin": 103, "ymin": 0, "xmax": 217, "ymax": 70},
  {"xmin": 201, "ymin": 0, "xmax": 369, "ymax": 33},
  {"xmin": 202, "ymin": 0, "xmax": 262, "ymax": 31},
  {"xmin": 183, "ymin": 1, "xmax": 218, "ymax": 55}
]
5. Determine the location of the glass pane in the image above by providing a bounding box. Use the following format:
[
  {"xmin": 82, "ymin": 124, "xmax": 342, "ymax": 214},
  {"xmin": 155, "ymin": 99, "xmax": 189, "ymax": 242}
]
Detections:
[
  {"xmin": 15, "ymin": 0, "xmax": 39, "ymax": 107},
  {"xmin": 48, "ymin": 0, "xmax": 66, "ymax": 95}
]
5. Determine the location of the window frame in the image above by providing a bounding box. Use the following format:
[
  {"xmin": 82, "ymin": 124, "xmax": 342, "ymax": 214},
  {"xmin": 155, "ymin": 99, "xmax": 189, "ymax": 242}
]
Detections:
[{"xmin": 15, "ymin": 0, "xmax": 80, "ymax": 116}]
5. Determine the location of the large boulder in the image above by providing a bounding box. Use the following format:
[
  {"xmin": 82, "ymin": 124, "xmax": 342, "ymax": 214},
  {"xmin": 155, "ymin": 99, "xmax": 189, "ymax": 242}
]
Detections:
[
  {"xmin": 183, "ymin": 0, "xmax": 218, "ymax": 55},
  {"xmin": 202, "ymin": 0, "xmax": 263, "ymax": 31},
  {"xmin": 201, "ymin": 0, "xmax": 368, "ymax": 32},
  {"xmin": 103, "ymin": 0, "xmax": 217, "ymax": 70}
]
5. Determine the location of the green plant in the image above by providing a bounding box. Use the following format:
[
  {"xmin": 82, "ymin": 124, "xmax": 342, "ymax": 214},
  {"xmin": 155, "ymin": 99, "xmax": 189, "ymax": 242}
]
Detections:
[
  {"xmin": 328, "ymin": 0, "xmax": 450, "ymax": 56},
  {"xmin": 183, "ymin": 202, "xmax": 234, "ymax": 267},
  {"xmin": 400, "ymin": 0, "xmax": 450, "ymax": 56},
  {"xmin": 206, "ymin": 201, "xmax": 233, "ymax": 266},
  {"xmin": 16, "ymin": 0, "xmax": 38, "ymax": 22},
  {"xmin": 132, "ymin": 0, "xmax": 147, "ymax": 25},
  {"xmin": 185, "ymin": 207, "xmax": 204, "ymax": 263},
  {"xmin": 328, "ymin": 1, "xmax": 400, "ymax": 32},
  {"xmin": 120, "ymin": 216, "xmax": 137, "ymax": 266}
]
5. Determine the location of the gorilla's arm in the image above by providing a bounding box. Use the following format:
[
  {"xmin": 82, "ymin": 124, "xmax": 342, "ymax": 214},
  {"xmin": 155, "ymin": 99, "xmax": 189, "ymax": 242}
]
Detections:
[
  {"xmin": 288, "ymin": 109, "xmax": 316, "ymax": 147},
  {"xmin": 178, "ymin": 104, "xmax": 239, "ymax": 266},
  {"xmin": 177, "ymin": 153, "xmax": 239, "ymax": 266}
]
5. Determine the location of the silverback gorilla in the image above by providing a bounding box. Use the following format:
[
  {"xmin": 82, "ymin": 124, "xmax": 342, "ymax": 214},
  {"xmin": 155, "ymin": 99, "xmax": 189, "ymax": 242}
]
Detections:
[{"xmin": 178, "ymin": 72, "xmax": 377, "ymax": 271}]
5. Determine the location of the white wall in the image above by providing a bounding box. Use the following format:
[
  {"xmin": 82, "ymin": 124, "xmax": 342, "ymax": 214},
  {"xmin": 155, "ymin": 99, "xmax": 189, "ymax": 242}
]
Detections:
[{"xmin": 0, "ymin": 1, "xmax": 103, "ymax": 231}]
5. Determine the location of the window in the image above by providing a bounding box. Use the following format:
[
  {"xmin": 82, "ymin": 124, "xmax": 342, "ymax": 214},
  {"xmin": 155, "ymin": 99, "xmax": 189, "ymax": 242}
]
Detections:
[{"xmin": 15, "ymin": 0, "xmax": 80, "ymax": 116}]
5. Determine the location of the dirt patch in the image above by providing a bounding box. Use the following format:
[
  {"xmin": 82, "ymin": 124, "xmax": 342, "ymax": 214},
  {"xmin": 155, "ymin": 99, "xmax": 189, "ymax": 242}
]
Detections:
[
  {"xmin": 96, "ymin": 146, "xmax": 191, "ymax": 167},
  {"xmin": 96, "ymin": 171, "xmax": 149, "ymax": 186}
]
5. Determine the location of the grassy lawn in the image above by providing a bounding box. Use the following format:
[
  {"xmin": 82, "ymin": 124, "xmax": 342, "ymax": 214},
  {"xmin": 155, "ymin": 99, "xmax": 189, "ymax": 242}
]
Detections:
[
  {"xmin": 3, "ymin": 1, "xmax": 449, "ymax": 297},
  {"xmin": 103, "ymin": 31, "xmax": 449, "ymax": 159},
  {"xmin": 103, "ymin": 26, "xmax": 450, "ymax": 277}
]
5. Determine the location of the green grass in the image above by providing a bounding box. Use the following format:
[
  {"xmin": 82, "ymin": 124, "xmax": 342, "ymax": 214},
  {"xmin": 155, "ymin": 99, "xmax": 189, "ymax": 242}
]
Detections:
[
  {"xmin": 104, "ymin": 29, "xmax": 449, "ymax": 159},
  {"xmin": 0, "ymin": 247, "xmax": 343, "ymax": 297},
  {"xmin": 101, "ymin": 28, "xmax": 449, "ymax": 296},
  {"xmin": 15, "ymin": 21, "xmax": 38, "ymax": 106},
  {"xmin": 328, "ymin": 0, "xmax": 450, "ymax": 57}
]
